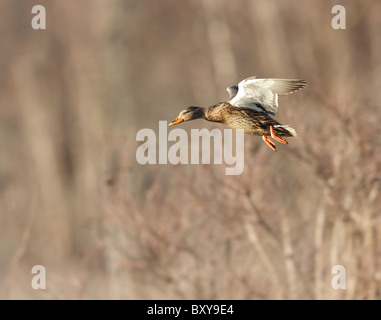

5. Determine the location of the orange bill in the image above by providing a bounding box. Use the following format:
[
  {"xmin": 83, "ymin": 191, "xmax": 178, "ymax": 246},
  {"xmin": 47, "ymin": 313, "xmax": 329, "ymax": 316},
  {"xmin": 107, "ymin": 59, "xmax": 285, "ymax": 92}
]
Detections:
[{"xmin": 169, "ymin": 117, "xmax": 184, "ymax": 126}]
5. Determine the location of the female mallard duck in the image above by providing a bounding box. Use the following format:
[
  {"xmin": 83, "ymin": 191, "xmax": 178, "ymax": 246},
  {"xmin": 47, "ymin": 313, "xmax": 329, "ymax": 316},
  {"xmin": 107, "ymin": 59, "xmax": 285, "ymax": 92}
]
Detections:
[{"xmin": 169, "ymin": 76, "xmax": 306, "ymax": 150}]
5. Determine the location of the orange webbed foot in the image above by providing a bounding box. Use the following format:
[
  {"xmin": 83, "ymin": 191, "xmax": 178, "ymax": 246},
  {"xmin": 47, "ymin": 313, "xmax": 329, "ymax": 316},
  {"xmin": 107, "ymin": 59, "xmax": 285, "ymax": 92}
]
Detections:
[
  {"xmin": 270, "ymin": 125, "xmax": 288, "ymax": 144},
  {"xmin": 262, "ymin": 135, "xmax": 276, "ymax": 151}
]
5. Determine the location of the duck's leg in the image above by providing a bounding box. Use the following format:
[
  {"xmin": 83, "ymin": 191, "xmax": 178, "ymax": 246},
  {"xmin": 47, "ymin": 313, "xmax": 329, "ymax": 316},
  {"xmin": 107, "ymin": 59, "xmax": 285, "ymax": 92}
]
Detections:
[
  {"xmin": 270, "ymin": 125, "xmax": 288, "ymax": 144},
  {"xmin": 262, "ymin": 135, "xmax": 276, "ymax": 151}
]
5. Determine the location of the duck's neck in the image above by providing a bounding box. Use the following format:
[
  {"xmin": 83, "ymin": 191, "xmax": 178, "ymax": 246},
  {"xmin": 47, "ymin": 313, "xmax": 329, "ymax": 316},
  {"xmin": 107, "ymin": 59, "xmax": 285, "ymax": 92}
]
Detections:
[
  {"xmin": 204, "ymin": 104, "xmax": 224, "ymax": 123},
  {"xmin": 191, "ymin": 107, "xmax": 207, "ymax": 121}
]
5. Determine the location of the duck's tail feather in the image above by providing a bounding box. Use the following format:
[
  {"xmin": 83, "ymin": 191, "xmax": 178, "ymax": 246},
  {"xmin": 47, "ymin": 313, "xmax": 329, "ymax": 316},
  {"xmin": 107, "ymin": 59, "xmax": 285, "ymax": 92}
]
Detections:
[{"xmin": 274, "ymin": 125, "xmax": 297, "ymax": 137}]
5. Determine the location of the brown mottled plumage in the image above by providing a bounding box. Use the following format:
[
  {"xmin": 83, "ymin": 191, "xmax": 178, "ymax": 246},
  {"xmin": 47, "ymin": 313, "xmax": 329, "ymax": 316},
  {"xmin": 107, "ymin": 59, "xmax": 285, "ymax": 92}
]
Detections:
[
  {"xmin": 169, "ymin": 77, "xmax": 306, "ymax": 150},
  {"xmin": 205, "ymin": 103, "xmax": 294, "ymax": 137}
]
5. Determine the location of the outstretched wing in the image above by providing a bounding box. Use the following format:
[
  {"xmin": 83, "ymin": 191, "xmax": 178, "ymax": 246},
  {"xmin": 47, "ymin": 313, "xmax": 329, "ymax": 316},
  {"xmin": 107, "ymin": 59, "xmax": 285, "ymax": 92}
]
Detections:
[{"xmin": 229, "ymin": 77, "xmax": 307, "ymax": 115}]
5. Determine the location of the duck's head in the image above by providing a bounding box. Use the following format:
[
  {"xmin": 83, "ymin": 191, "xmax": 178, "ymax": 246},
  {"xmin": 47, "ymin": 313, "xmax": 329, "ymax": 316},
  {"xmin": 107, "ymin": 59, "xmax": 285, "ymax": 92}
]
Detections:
[{"xmin": 169, "ymin": 106, "xmax": 205, "ymax": 126}]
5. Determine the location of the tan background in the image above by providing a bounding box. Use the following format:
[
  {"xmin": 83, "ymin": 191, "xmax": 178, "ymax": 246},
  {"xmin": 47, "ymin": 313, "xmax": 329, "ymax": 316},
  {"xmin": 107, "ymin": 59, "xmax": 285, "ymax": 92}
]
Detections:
[{"xmin": 0, "ymin": 0, "xmax": 380, "ymax": 299}]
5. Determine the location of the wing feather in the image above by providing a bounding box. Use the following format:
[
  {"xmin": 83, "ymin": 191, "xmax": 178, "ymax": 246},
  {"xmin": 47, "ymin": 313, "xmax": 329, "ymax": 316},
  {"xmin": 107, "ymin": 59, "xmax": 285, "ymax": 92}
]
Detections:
[
  {"xmin": 226, "ymin": 85, "xmax": 239, "ymax": 99},
  {"xmin": 229, "ymin": 77, "xmax": 306, "ymax": 115}
]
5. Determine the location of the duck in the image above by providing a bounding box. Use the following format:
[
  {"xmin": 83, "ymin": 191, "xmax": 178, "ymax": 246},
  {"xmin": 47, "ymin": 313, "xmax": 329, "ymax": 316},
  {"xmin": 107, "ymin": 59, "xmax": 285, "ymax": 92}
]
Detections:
[{"xmin": 169, "ymin": 76, "xmax": 306, "ymax": 150}]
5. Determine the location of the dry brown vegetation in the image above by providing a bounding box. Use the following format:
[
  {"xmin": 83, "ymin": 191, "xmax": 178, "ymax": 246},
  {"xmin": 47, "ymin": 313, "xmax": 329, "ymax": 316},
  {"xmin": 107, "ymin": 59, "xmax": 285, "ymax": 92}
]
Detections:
[{"xmin": 0, "ymin": 0, "xmax": 380, "ymax": 299}]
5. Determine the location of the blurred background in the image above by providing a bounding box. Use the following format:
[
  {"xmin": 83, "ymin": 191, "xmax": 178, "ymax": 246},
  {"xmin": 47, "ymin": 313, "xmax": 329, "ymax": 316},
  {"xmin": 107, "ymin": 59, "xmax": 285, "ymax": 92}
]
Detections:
[{"xmin": 0, "ymin": 0, "xmax": 380, "ymax": 299}]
